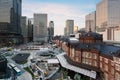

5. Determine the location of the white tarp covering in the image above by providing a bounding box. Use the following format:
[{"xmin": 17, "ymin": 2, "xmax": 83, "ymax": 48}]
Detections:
[{"xmin": 47, "ymin": 59, "xmax": 59, "ymax": 64}]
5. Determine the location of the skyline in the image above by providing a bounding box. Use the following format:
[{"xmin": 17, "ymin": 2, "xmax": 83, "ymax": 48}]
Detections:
[{"xmin": 22, "ymin": 0, "xmax": 101, "ymax": 35}]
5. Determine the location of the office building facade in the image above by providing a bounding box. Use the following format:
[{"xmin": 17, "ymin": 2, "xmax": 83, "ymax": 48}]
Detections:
[
  {"xmin": 21, "ymin": 16, "xmax": 29, "ymax": 43},
  {"xmin": 85, "ymin": 11, "xmax": 96, "ymax": 32},
  {"xmin": 28, "ymin": 18, "xmax": 33, "ymax": 42},
  {"xmin": 96, "ymin": 0, "xmax": 120, "ymax": 29},
  {"xmin": 66, "ymin": 20, "xmax": 74, "ymax": 36},
  {"xmin": 48, "ymin": 21, "xmax": 54, "ymax": 41},
  {"xmin": 33, "ymin": 13, "xmax": 48, "ymax": 43},
  {"xmin": 64, "ymin": 27, "xmax": 67, "ymax": 36},
  {"xmin": 0, "ymin": 0, "xmax": 22, "ymax": 46}
]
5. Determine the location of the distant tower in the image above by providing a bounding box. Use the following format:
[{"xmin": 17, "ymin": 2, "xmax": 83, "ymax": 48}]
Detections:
[
  {"xmin": 21, "ymin": 16, "xmax": 29, "ymax": 43},
  {"xmin": 33, "ymin": 13, "xmax": 48, "ymax": 43},
  {"xmin": 85, "ymin": 11, "xmax": 96, "ymax": 32},
  {"xmin": 66, "ymin": 20, "xmax": 74, "ymax": 36},
  {"xmin": 28, "ymin": 18, "xmax": 33, "ymax": 42},
  {"xmin": 74, "ymin": 26, "xmax": 78, "ymax": 34},
  {"xmin": 48, "ymin": 21, "xmax": 54, "ymax": 41}
]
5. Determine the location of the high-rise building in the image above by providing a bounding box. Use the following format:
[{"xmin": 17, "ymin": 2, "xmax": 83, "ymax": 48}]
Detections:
[
  {"xmin": 74, "ymin": 26, "xmax": 78, "ymax": 34},
  {"xmin": 0, "ymin": 0, "xmax": 22, "ymax": 34},
  {"xmin": 28, "ymin": 18, "xmax": 33, "ymax": 42},
  {"xmin": 85, "ymin": 11, "xmax": 96, "ymax": 32},
  {"xmin": 0, "ymin": 0, "xmax": 22, "ymax": 46},
  {"xmin": 33, "ymin": 13, "xmax": 48, "ymax": 43},
  {"xmin": 96, "ymin": 0, "xmax": 120, "ymax": 29},
  {"xmin": 21, "ymin": 16, "xmax": 28, "ymax": 43},
  {"xmin": 66, "ymin": 20, "xmax": 74, "ymax": 36},
  {"xmin": 64, "ymin": 27, "xmax": 67, "ymax": 36},
  {"xmin": 48, "ymin": 21, "xmax": 54, "ymax": 41}
]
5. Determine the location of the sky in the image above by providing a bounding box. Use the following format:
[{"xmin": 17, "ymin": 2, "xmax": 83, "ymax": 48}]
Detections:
[{"xmin": 22, "ymin": 0, "xmax": 101, "ymax": 35}]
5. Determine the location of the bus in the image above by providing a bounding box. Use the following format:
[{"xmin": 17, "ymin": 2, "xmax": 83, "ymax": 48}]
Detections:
[
  {"xmin": 9, "ymin": 63, "xmax": 16, "ymax": 68},
  {"xmin": 9, "ymin": 63, "xmax": 22, "ymax": 76},
  {"xmin": 13, "ymin": 67, "xmax": 22, "ymax": 76}
]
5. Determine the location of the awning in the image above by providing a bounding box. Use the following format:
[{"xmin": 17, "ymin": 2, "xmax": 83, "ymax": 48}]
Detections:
[{"xmin": 57, "ymin": 53, "xmax": 96, "ymax": 79}]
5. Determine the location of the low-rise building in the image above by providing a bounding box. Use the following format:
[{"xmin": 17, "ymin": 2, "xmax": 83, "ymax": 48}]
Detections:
[{"xmin": 54, "ymin": 31, "xmax": 120, "ymax": 80}]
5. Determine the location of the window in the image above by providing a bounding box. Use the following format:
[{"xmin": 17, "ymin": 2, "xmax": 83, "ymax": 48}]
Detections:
[
  {"xmin": 76, "ymin": 57, "xmax": 79, "ymax": 62},
  {"xmin": 88, "ymin": 53, "xmax": 92, "ymax": 58},
  {"xmin": 85, "ymin": 59, "xmax": 88, "ymax": 64},
  {"xmin": 82, "ymin": 58, "xmax": 86, "ymax": 64},
  {"xmin": 93, "ymin": 54, "xmax": 97, "ymax": 59},
  {"xmin": 104, "ymin": 73, "xmax": 108, "ymax": 80},
  {"xmin": 75, "ymin": 51, "xmax": 79, "ymax": 57},
  {"xmin": 111, "ymin": 61, "xmax": 114, "ymax": 66},
  {"xmin": 111, "ymin": 67, "xmax": 114, "ymax": 75},
  {"xmin": 88, "ymin": 60, "xmax": 92, "ymax": 65},
  {"xmin": 115, "ymin": 72, "xmax": 120, "ymax": 80},
  {"xmin": 93, "ymin": 60, "xmax": 97, "ymax": 67},
  {"xmin": 100, "ymin": 56, "xmax": 102, "ymax": 61},
  {"xmin": 82, "ymin": 53, "xmax": 85, "ymax": 57},
  {"xmin": 85, "ymin": 52, "xmax": 89, "ymax": 58},
  {"xmin": 104, "ymin": 64, "xmax": 108, "ymax": 71},
  {"xmin": 100, "ymin": 62, "xmax": 102, "ymax": 68},
  {"xmin": 104, "ymin": 58, "xmax": 108, "ymax": 64},
  {"xmin": 115, "ymin": 64, "xmax": 119, "ymax": 71}
]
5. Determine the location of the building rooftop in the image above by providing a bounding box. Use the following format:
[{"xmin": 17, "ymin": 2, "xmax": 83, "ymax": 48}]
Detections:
[{"xmin": 75, "ymin": 43, "xmax": 120, "ymax": 58}]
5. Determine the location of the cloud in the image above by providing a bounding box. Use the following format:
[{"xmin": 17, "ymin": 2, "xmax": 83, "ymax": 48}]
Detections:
[{"xmin": 22, "ymin": 1, "xmax": 96, "ymax": 35}]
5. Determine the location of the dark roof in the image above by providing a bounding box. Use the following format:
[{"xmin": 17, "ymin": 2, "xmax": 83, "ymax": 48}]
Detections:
[
  {"xmin": 80, "ymin": 31, "xmax": 102, "ymax": 39},
  {"xmin": 75, "ymin": 43, "xmax": 120, "ymax": 58},
  {"xmin": 12, "ymin": 53, "xmax": 30, "ymax": 63}
]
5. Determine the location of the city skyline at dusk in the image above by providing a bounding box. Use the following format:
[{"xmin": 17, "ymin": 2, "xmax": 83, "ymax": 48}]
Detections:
[{"xmin": 22, "ymin": 0, "xmax": 101, "ymax": 35}]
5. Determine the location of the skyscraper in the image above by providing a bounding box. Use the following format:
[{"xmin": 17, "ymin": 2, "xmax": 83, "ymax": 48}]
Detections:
[
  {"xmin": 0, "ymin": 0, "xmax": 22, "ymax": 46},
  {"xmin": 64, "ymin": 27, "xmax": 67, "ymax": 36},
  {"xmin": 66, "ymin": 20, "xmax": 74, "ymax": 36},
  {"xmin": 74, "ymin": 26, "xmax": 78, "ymax": 34},
  {"xmin": 33, "ymin": 13, "xmax": 48, "ymax": 43},
  {"xmin": 85, "ymin": 11, "xmax": 96, "ymax": 32},
  {"xmin": 21, "ymin": 16, "xmax": 28, "ymax": 43},
  {"xmin": 28, "ymin": 18, "xmax": 33, "ymax": 42},
  {"xmin": 0, "ymin": 0, "xmax": 22, "ymax": 33},
  {"xmin": 48, "ymin": 21, "xmax": 54, "ymax": 41},
  {"xmin": 96, "ymin": 0, "xmax": 120, "ymax": 30}
]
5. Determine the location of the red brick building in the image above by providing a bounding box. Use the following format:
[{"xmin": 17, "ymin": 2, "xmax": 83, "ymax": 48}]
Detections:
[{"xmin": 54, "ymin": 31, "xmax": 120, "ymax": 80}]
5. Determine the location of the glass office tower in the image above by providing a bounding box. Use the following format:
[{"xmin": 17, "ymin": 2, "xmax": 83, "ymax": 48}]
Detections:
[{"xmin": 0, "ymin": 0, "xmax": 22, "ymax": 46}]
